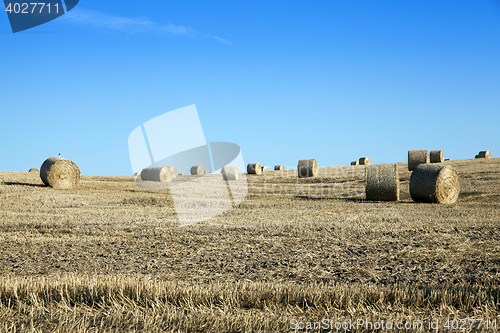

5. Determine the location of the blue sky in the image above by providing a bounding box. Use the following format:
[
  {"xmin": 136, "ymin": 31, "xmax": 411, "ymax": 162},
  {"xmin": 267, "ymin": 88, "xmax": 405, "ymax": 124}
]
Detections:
[{"xmin": 1, "ymin": 0, "xmax": 499, "ymax": 175}]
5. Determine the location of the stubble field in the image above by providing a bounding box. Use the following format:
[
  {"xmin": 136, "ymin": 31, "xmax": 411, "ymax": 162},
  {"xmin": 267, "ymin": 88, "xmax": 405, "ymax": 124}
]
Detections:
[{"xmin": 0, "ymin": 158, "xmax": 499, "ymax": 332}]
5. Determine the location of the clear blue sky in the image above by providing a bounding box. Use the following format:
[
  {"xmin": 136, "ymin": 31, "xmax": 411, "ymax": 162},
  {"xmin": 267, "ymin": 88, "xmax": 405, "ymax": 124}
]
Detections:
[{"xmin": 1, "ymin": 0, "xmax": 499, "ymax": 175}]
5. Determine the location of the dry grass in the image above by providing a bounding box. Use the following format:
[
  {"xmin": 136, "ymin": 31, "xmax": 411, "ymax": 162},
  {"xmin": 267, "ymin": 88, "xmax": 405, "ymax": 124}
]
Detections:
[
  {"xmin": 0, "ymin": 158, "xmax": 500, "ymax": 332},
  {"xmin": 0, "ymin": 276, "xmax": 499, "ymax": 332}
]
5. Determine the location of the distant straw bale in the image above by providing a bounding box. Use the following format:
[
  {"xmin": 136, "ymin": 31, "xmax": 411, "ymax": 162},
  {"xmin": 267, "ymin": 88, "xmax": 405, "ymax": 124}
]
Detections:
[
  {"xmin": 298, "ymin": 159, "xmax": 317, "ymax": 178},
  {"xmin": 366, "ymin": 164, "xmax": 399, "ymax": 201},
  {"xmin": 247, "ymin": 163, "xmax": 261, "ymax": 175},
  {"xmin": 351, "ymin": 161, "xmax": 359, "ymax": 166},
  {"xmin": 274, "ymin": 165, "xmax": 284, "ymax": 171},
  {"xmin": 190, "ymin": 165, "xmax": 205, "ymax": 175},
  {"xmin": 222, "ymin": 166, "xmax": 238, "ymax": 181},
  {"xmin": 359, "ymin": 157, "xmax": 371, "ymax": 165},
  {"xmin": 29, "ymin": 168, "xmax": 39, "ymax": 173},
  {"xmin": 261, "ymin": 166, "xmax": 269, "ymax": 173},
  {"xmin": 141, "ymin": 166, "xmax": 177, "ymax": 183},
  {"xmin": 478, "ymin": 151, "xmax": 492, "ymax": 159},
  {"xmin": 133, "ymin": 172, "xmax": 141, "ymax": 181},
  {"xmin": 408, "ymin": 150, "xmax": 429, "ymax": 171},
  {"xmin": 40, "ymin": 157, "xmax": 80, "ymax": 189},
  {"xmin": 204, "ymin": 171, "xmax": 211, "ymax": 175},
  {"xmin": 430, "ymin": 150, "xmax": 444, "ymax": 163},
  {"xmin": 410, "ymin": 164, "xmax": 460, "ymax": 204}
]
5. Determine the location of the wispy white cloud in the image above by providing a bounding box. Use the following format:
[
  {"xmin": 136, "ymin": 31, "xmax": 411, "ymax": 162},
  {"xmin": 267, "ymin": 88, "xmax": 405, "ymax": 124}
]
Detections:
[
  {"xmin": 206, "ymin": 34, "xmax": 232, "ymax": 45},
  {"xmin": 62, "ymin": 8, "xmax": 230, "ymax": 44}
]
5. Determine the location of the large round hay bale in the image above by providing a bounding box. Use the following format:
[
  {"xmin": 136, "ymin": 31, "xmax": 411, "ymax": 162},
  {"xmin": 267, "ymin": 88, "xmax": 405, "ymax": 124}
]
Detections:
[
  {"xmin": 40, "ymin": 157, "xmax": 80, "ymax": 189},
  {"xmin": 298, "ymin": 159, "xmax": 317, "ymax": 178},
  {"xmin": 261, "ymin": 166, "xmax": 269, "ymax": 173},
  {"xmin": 141, "ymin": 166, "xmax": 177, "ymax": 183},
  {"xmin": 190, "ymin": 165, "xmax": 205, "ymax": 175},
  {"xmin": 366, "ymin": 164, "xmax": 399, "ymax": 201},
  {"xmin": 351, "ymin": 161, "xmax": 359, "ymax": 166},
  {"xmin": 410, "ymin": 164, "xmax": 460, "ymax": 204},
  {"xmin": 359, "ymin": 157, "xmax": 371, "ymax": 165},
  {"xmin": 29, "ymin": 168, "xmax": 39, "ymax": 173},
  {"xmin": 274, "ymin": 165, "xmax": 284, "ymax": 171},
  {"xmin": 430, "ymin": 150, "xmax": 444, "ymax": 163},
  {"xmin": 408, "ymin": 150, "xmax": 429, "ymax": 171},
  {"xmin": 247, "ymin": 163, "xmax": 262, "ymax": 175},
  {"xmin": 478, "ymin": 151, "xmax": 492, "ymax": 159},
  {"xmin": 222, "ymin": 166, "xmax": 238, "ymax": 181}
]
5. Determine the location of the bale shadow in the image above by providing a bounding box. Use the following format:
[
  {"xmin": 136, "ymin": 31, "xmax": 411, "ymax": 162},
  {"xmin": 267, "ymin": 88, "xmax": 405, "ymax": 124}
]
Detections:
[
  {"xmin": 294, "ymin": 195, "xmax": 412, "ymax": 204},
  {"xmin": 294, "ymin": 195, "xmax": 366, "ymax": 203},
  {"xmin": 3, "ymin": 182, "xmax": 46, "ymax": 188}
]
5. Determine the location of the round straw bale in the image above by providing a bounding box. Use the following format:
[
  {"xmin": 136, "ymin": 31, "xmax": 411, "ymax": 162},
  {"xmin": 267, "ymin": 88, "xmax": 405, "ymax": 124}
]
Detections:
[
  {"xmin": 366, "ymin": 164, "xmax": 399, "ymax": 201},
  {"xmin": 410, "ymin": 164, "xmax": 460, "ymax": 204},
  {"xmin": 222, "ymin": 166, "xmax": 238, "ymax": 181},
  {"xmin": 261, "ymin": 166, "xmax": 269, "ymax": 173},
  {"xmin": 141, "ymin": 166, "xmax": 177, "ymax": 183},
  {"xmin": 133, "ymin": 172, "xmax": 141, "ymax": 181},
  {"xmin": 359, "ymin": 157, "xmax": 371, "ymax": 165},
  {"xmin": 190, "ymin": 165, "xmax": 205, "ymax": 175},
  {"xmin": 298, "ymin": 159, "xmax": 317, "ymax": 178},
  {"xmin": 40, "ymin": 157, "xmax": 80, "ymax": 189},
  {"xmin": 247, "ymin": 163, "xmax": 262, "ymax": 175},
  {"xmin": 475, "ymin": 155, "xmax": 480, "ymax": 159},
  {"xmin": 29, "ymin": 168, "xmax": 39, "ymax": 173},
  {"xmin": 204, "ymin": 171, "xmax": 211, "ymax": 175},
  {"xmin": 444, "ymin": 158, "xmax": 452, "ymax": 162},
  {"xmin": 351, "ymin": 161, "xmax": 359, "ymax": 166},
  {"xmin": 178, "ymin": 173, "xmax": 186, "ymax": 176},
  {"xmin": 478, "ymin": 151, "xmax": 492, "ymax": 159},
  {"xmin": 408, "ymin": 150, "xmax": 429, "ymax": 171},
  {"xmin": 274, "ymin": 165, "xmax": 284, "ymax": 171},
  {"xmin": 430, "ymin": 150, "xmax": 444, "ymax": 163}
]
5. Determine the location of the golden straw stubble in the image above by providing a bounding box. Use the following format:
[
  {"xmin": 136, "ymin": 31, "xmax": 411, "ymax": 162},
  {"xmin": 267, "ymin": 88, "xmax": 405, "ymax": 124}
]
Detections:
[
  {"xmin": 40, "ymin": 157, "xmax": 81, "ymax": 189},
  {"xmin": 410, "ymin": 164, "xmax": 460, "ymax": 204}
]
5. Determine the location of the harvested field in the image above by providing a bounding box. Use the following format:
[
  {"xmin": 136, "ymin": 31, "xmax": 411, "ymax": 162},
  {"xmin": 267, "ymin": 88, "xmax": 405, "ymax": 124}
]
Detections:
[{"xmin": 0, "ymin": 158, "xmax": 500, "ymax": 332}]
